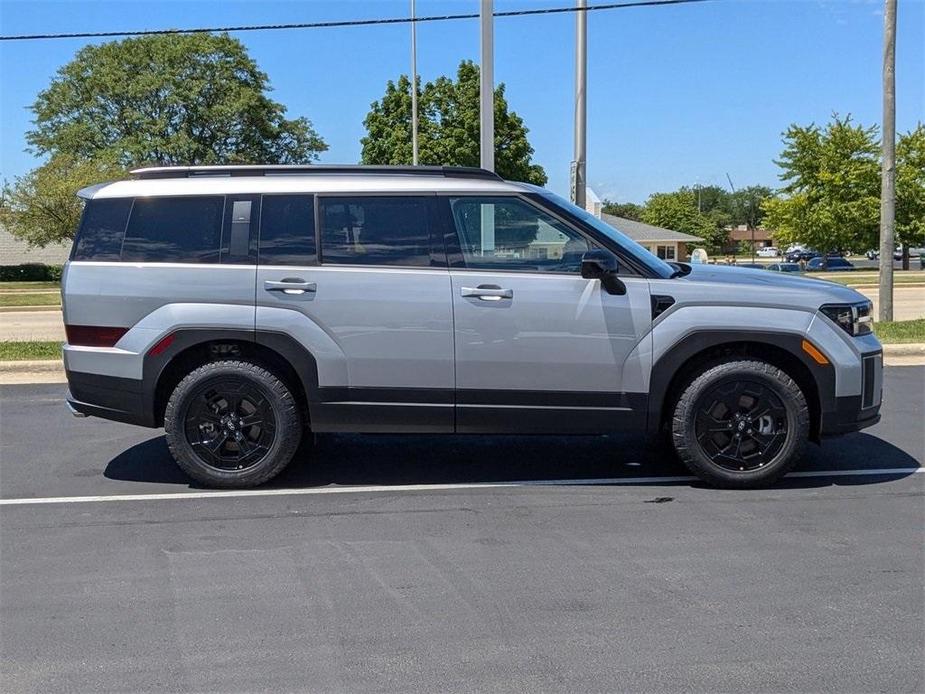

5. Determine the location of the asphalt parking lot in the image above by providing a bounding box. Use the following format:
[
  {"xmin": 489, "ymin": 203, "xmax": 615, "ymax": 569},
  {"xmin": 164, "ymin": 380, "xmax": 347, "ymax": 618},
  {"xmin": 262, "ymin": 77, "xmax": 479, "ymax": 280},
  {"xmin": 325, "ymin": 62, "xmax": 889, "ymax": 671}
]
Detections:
[{"xmin": 1, "ymin": 368, "xmax": 923, "ymax": 693}]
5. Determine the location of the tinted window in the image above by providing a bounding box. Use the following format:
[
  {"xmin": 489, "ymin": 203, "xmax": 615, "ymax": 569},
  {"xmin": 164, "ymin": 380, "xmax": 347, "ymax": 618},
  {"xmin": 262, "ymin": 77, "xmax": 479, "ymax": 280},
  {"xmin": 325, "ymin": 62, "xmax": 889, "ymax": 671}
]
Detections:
[
  {"xmin": 320, "ymin": 196, "xmax": 432, "ymax": 267},
  {"xmin": 71, "ymin": 198, "xmax": 132, "ymax": 261},
  {"xmin": 450, "ymin": 196, "xmax": 592, "ymax": 273},
  {"xmin": 259, "ymin": 195, "xmax": 316, "ymax": 265},
  {"xmin": 121, "ymin": 196, "xmax": 224, "ymax": 263}
]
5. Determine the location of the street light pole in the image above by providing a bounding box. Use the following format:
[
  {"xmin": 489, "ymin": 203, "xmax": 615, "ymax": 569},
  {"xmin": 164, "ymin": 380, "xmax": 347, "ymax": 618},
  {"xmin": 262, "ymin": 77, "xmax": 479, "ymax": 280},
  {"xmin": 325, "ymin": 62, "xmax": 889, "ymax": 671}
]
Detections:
[
  {"xmin": 410, "ymin": 0, "xmax": 419, "ymax": 166},
  {"xmin": 479, "ymin": 0, "xmax": 494, "ymax": 172},
  {"xmin": 878, "ymin": 0, "xmax": 896, "ymax": 321},
  {"xmin": 572, "ymin": 0, "xmax": 587, "ymax": 208}
]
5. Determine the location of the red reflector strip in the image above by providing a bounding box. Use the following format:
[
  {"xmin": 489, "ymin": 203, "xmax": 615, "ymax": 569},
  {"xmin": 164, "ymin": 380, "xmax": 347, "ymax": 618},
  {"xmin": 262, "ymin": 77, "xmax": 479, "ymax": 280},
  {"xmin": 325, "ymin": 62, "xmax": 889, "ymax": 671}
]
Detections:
[
  {"xmin": 65, "ymin": 325, "xmax": 128, "ymax": 347},
  {"xmin": 147, "ymin": 333, "xmax": 175, "ymax": 357}
]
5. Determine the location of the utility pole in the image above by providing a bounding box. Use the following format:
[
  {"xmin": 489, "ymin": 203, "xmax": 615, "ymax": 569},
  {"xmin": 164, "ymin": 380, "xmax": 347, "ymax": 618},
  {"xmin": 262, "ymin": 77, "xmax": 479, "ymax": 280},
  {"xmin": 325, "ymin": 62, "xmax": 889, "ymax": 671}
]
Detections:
[
  {"xmin": 879, "ymin": 0, "xmax": 896, "ymax": 321},
  {"xmin": 410, "ymin": 0, "xmax": 419, "ymax": 165},
  {"xmin": 479, "ymin": 0, "xmax": 494, "ymax": 172},
  {"xmin": 572, "ymin": 0, "xmax": 587, "ymax": 208}
]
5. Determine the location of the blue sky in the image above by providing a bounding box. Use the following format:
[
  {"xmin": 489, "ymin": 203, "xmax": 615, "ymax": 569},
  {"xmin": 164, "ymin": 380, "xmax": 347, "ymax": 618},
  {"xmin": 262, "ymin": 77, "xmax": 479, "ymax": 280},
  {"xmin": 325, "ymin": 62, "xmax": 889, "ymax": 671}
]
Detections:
[{"xmin": 0, "ymin": 0, "xmax": 922, "ymax": 203}]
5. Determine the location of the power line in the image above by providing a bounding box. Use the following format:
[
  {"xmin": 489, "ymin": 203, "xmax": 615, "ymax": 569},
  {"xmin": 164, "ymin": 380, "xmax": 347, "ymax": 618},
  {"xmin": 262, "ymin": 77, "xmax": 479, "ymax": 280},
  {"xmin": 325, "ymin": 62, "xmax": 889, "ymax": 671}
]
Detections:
[{"xmin": 0, "ymin": 0, "xmax": 714, "ymax": 42}]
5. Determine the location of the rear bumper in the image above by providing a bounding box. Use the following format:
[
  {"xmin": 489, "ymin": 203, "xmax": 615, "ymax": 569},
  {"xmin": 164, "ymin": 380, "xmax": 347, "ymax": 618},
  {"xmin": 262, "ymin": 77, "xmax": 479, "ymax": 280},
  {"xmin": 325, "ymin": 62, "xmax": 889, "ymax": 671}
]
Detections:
[{"xmin": 65, "ymin": 370, "xmax": 156, "ymax": 427}]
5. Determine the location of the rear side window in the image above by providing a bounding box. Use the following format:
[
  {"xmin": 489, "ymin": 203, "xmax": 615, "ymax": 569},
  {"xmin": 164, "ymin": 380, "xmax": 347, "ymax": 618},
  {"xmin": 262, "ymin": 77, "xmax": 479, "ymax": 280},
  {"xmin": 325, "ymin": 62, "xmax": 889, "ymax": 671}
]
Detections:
[
  {"xmin": 319, "ymin": 196, "xmax": 433, "ymax": 267},
  {"xmin": 71, "ymin": 198, "xmax": 132, "ymax": 261},
  {"xmin": 259, "ymin": 194, "xmax": 316, "ymax": 265},
  {"xmin": 121, "ymin": 196, "xmax": 225, "ymax": 264}
]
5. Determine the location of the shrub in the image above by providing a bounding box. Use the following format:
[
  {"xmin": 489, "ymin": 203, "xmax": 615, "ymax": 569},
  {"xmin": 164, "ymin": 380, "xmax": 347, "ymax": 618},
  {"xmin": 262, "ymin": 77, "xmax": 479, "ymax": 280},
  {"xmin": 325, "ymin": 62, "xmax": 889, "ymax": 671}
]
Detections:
[{"xmin": 0, "ymin": 264, "xmax": 63, "ymax": 282}]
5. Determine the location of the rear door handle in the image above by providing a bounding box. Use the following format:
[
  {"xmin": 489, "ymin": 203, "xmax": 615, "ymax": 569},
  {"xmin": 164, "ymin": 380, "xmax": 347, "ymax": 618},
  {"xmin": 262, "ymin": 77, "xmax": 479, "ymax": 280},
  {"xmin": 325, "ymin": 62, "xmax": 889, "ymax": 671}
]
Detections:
[
  {"xmin": 461, "ymin": 285, "xmax": 513, "ymax": 301},
  {"xmin": 264, "ymin": 279, "xmax": 316, "ymax": 294}
]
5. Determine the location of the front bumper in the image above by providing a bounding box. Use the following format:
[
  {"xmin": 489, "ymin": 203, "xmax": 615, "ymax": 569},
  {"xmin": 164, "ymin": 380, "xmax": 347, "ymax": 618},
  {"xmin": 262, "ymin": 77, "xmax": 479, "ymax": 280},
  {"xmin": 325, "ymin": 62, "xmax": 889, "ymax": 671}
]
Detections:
[{"xmin": 819, "ymin": 350, "xmax": 883, "ymax": 436}]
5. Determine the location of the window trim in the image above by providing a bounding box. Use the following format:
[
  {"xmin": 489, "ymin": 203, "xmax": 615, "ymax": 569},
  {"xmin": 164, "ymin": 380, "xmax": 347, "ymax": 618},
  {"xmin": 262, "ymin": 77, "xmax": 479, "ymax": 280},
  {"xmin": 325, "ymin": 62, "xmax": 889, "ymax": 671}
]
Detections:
[
  {"xmin": 440, "ymin": 193, "xmax": 645, "ymax": 277},
  {"xmin": 315, "ymin": 192, "xmax": 448, "ymax": 270}
]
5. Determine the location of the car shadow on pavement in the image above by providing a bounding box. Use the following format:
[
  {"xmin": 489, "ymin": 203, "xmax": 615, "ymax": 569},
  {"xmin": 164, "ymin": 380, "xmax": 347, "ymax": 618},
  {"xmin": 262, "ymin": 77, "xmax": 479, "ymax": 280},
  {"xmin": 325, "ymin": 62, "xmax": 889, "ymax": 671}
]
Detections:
[{"xmin": 103, "ymin": 431, "xmax": 922, "ymax": 490}]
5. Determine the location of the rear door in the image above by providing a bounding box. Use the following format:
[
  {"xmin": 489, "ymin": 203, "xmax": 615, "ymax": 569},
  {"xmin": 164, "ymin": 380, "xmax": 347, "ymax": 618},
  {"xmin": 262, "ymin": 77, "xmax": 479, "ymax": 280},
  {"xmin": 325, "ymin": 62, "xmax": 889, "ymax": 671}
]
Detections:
[
  {"xmin": 444, "ymin": 195, "xmax": 652, "ymax": 433},
  {"xmin": 255, "ymin": 193, "xmax": 454, "ymax": 432}
]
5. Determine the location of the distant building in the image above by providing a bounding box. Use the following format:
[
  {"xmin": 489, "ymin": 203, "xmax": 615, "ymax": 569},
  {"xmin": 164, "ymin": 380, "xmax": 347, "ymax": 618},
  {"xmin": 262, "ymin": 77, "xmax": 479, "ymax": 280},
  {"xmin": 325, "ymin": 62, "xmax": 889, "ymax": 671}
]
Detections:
[
  {"xmin": 726, "ymin": 224, "xmax": 776, "ymax": 252},
  {"xmin": 0, "ymin": 225, "xmax": 70, "ymax": 265},
  {"xmin": 584, "ymin": 188, "xmax": 703, "ymax": 261}
]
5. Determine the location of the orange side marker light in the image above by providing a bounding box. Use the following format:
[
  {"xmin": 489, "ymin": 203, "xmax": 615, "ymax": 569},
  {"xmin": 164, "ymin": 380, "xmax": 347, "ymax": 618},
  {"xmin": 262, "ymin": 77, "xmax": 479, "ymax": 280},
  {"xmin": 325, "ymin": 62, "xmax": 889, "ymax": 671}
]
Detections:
[{"xmin": 802, "ymin": 339, "xmax": 829, "ymax": 365}]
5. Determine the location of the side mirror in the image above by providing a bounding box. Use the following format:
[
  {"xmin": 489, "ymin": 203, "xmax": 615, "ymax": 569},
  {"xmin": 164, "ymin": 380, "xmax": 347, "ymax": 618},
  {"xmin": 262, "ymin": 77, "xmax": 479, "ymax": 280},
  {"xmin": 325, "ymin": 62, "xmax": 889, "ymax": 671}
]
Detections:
[{"xmin": 581, "ymin": 249, "xmax": 626, "ymax": 295}]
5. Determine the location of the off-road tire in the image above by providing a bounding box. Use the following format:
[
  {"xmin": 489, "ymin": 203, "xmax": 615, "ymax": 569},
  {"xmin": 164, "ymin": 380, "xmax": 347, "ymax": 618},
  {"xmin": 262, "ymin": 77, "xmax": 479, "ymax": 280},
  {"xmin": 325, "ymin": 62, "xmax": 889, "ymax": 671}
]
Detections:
[
  {"xmin": 671, "ymin": 359, "xmax": 809, "ymax": 489},
  {"xmin": 164, "ymin": 360, "xmax": 302, "ymax": 488}
]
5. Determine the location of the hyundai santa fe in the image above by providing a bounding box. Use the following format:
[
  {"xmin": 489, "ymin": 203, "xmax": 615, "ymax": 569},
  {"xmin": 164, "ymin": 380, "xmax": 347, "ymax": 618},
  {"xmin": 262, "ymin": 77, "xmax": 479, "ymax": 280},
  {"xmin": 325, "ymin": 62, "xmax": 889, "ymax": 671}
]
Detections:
[{"xmin": 62, "ymin": 165, "xmax": 883, "ymax": 489}]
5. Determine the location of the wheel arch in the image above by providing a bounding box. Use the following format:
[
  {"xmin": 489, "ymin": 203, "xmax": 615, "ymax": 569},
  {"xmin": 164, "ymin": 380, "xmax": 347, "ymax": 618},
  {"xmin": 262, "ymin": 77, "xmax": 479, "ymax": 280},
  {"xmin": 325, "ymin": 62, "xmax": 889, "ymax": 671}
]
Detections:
[
  {"xmin": 648, "ymin": 331, "xmax": 833, "ymax": 443},
  {"xmin": 144, "ymin": 330, "xmax": 320, "ymax": 428}
]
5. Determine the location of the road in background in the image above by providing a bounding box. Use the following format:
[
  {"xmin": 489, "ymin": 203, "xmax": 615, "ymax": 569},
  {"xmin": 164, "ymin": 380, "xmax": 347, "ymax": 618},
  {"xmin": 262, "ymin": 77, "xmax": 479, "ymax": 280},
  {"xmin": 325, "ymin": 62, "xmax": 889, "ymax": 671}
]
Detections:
[{"xmin": 0, "ymin": 368, "xmax": 922, "ymax": 692}]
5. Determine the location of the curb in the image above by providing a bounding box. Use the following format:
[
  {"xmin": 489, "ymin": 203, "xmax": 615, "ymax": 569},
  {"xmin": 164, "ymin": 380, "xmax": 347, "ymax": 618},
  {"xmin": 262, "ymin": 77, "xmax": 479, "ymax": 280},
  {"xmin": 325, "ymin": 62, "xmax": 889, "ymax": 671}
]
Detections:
[
  {"xmin": 882, "ymin": 343, "xmax": 925, "ymax": 356},
  {"xmin": 0, "ymin": 359, "xmax": 64, "ymax": 373}
]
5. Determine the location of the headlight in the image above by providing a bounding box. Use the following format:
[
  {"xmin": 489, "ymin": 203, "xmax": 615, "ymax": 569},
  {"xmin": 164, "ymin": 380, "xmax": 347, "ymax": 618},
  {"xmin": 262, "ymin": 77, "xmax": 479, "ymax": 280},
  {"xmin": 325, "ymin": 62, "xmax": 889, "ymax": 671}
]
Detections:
[{"xmin": 820, "ymin": 301, "xmax": 873, "ymax": 336}]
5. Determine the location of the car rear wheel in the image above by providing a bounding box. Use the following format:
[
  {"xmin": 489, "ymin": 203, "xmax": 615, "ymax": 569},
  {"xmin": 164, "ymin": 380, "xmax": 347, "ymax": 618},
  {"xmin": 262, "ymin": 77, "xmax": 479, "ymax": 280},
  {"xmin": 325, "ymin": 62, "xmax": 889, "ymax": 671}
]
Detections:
[
  {"xmin": 164, "ymin": 360, "xmax": 302, "ymax": 488},
  {"xmin": 671, "ymin": 359, "xmax": 809, "ymax": 488}
]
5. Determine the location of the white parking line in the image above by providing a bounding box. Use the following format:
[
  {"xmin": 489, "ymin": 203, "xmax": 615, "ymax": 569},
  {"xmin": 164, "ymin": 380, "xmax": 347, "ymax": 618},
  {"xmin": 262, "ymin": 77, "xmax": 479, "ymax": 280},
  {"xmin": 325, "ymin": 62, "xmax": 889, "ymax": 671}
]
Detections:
[{"xmin": 0, "ymin": 467, "xmax": 921, "ymax": 507}]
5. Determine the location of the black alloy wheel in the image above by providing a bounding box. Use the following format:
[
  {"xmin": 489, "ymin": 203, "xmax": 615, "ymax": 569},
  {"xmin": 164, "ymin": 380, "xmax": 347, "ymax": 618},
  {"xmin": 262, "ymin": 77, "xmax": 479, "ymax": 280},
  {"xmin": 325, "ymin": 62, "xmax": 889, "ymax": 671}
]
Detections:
[
  {"xmin": 693, "ymin": 379, "xmax": 788, "ymax": 472},
  {"xmin": 183, "ymin": 378, "xmax": 277, "ymax": 471}
]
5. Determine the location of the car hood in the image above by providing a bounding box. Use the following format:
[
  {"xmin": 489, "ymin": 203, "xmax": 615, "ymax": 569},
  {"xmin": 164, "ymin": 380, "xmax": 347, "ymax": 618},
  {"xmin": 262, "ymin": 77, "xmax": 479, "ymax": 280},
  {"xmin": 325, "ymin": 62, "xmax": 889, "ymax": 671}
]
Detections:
[{"xmin": 669, "ymin": 263, "xmax": 867, "ymax": 308}]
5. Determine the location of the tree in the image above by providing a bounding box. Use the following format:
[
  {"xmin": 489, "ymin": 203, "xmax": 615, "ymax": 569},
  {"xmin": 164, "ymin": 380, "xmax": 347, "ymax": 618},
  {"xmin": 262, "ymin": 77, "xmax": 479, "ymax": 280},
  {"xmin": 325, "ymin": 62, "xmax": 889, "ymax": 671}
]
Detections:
[
  {"xmin": 896, "ymin": 125, "xmax": 925, "ymax": 261},
  {"xmin": 762, "ymin": 115, "xmax": 881, "ymax": 253},
  {"xmin": 28, "ymin": 33, "xmax": 326, "ymax": 166},
  {"xmin": 601, "ymin": 200, "xmax": 644, "ymax": 221},
  {"xmin": 361, "ymin": 60, "xmax": 546, "ymax": 185},
  {"xmin": 3, "ymin": 32, "xmax": 326, "ymax": 247},
  {"xmin": 641, "ymin": 190, "xmax": 727, "ymax": 252},
  {"xmin": 0, "ymin": 155, "xmax": 125, "ymax": 247}
]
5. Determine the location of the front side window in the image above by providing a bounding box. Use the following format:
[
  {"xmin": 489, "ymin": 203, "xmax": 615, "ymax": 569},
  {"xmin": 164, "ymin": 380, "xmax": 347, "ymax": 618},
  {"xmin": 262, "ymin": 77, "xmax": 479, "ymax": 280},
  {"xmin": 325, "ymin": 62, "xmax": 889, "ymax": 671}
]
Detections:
[
  {"xmin": 319, "ymin": 196, "xmax": 433, "ymax": 267},
  {"xmin": 450, "ymin": 196, "xmax": 592, "ymax": 273},
  {"xmin": 71, "ymin": 198, "xmax": 132, "ymax": 261},
  {"xmin": 121, "ymin": 196, "xmax": 224, "ymax": 264},
  {"xmin": 259, "ymin": 194, "xmax": 316, "ymax": 266}
]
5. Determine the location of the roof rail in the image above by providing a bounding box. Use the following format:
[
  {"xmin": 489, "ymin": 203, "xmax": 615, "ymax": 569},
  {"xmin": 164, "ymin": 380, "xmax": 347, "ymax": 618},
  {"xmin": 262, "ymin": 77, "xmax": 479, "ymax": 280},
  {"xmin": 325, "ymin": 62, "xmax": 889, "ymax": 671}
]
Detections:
[{"xmin": 130, "ymin": 164, "xmax": 503, "ymax": 181}]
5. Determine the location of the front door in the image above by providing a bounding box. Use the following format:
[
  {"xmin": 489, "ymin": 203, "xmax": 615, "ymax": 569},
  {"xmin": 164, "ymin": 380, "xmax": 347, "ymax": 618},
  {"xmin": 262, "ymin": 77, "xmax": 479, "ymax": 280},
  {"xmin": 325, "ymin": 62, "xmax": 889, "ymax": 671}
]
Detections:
[
  {"xmin": 445, "ymin": 195, "xmax": 652, "ymax": 433},
  {"xmin": 255, "ymin": 193, "xmax": 454, "ymax": 432}
]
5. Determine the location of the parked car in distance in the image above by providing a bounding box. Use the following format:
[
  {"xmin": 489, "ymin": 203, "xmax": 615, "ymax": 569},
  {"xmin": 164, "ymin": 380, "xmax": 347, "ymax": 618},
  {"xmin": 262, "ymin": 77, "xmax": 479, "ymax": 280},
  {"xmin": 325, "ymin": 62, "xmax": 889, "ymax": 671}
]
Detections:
[
  {"xmin": 61, "ymin": 164, "xmax": 884, "ymax": 491},
  {"xmin": 867, "ymin": 248, "xmax": 904, "ymax": 261},
  {"xmin": 766, "ymin": 263, "xmax": 803, "ymax": 273},
  {"xmin": 786, "ymin": 248, "xmax": 820, "ymax": 263},
  {"xmin": 806, "ymin": 256, "xmax": 855, "ymax": 272},
  {"xmin": 756, "ymin": 247, "xmax": 780, "ymax": 258}
]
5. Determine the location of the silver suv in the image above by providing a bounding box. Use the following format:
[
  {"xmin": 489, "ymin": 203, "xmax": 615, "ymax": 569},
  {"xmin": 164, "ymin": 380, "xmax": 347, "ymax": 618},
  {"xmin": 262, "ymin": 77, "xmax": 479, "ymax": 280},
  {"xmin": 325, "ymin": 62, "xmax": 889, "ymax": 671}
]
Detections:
[{"xmin": 63, "ymin": 165, "xmax": 883, "ymax": 488}]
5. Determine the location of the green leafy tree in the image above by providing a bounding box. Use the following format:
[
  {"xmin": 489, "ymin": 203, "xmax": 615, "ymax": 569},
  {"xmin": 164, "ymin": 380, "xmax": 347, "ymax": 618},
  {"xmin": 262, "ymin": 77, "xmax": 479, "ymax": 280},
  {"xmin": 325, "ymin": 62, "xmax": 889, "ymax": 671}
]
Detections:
[
  {"xmin": 0, "ymin": 155, "xmax": 126, "ymax": 247},
  {"xmin": 362, "ymin": 60, "xmax": 546, "ymax": 185},
  {"xmin": 601, "ymin": 200, "xmax": 644, "ymax": 221},
  {"xmin": 3, "ymin": 33, "xmax": 326, "ymax": 247},
  {"xmin": 762, "ymin": 115, "xmax": 880, "ymax": 253},
  {"xmin": 28, "ymin": 32, "xmax": 326, "ymax": 166},
  {"xmin": 896, "ymin": 124, "xmax": 925, "ymax": 254},
  {"xmin": 641, "ymin": 190, "xmax": 728, "ymax": 253}
]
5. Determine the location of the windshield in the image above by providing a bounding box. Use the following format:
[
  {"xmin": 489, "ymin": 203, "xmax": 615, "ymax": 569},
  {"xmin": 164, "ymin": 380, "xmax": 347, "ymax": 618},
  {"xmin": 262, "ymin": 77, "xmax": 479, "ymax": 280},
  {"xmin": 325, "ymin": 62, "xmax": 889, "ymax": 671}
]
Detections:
[{"xmin": 529, "ymin": 187, "xmax": 676, "ymax": 278}]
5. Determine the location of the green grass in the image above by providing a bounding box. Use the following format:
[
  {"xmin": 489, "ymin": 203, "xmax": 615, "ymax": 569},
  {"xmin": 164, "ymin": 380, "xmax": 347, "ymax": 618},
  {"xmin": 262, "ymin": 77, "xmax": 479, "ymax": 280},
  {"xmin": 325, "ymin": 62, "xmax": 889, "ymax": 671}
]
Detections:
[
  {"xmin": 0, "ymin": 341, "xmax": 63, "ymax": 361},
  {"xmin": 820, "ymin": 273, "xmax": 925, "ymax": 286},
  {"xmin": 873, "ymin": 319, "xmax": 925, "ymax": 344},
  {"xmin": 0, "ymin": 281, "xmax": 60, "ymax": 290},
  {"xmin": 0, "ymin": 292, "xmax": 61, "ymax": 308}
]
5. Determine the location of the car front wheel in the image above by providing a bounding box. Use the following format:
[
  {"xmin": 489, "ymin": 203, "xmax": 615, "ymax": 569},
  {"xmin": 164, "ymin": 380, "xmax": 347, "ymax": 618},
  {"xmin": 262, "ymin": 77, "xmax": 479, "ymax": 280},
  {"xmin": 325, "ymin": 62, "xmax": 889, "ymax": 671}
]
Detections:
[
  {"xmin": 164, "ymin": 360, "xmax": 303, "ymax": 488},
  {"xmin": 671, "ymin": 359, "xmax": 809, "ymax": 488}
]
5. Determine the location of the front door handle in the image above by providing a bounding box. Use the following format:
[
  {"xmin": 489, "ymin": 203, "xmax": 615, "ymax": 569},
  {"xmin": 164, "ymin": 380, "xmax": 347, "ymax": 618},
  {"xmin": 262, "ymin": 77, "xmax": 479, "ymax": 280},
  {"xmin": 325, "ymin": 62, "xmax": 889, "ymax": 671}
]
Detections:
[
  {"xmin": 461, "ymin": 285, "xmax": 513, "ymax": 301},
  {"xmin": 264, "ymin": 279, "xmax": 316, "ymax": 294}
]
